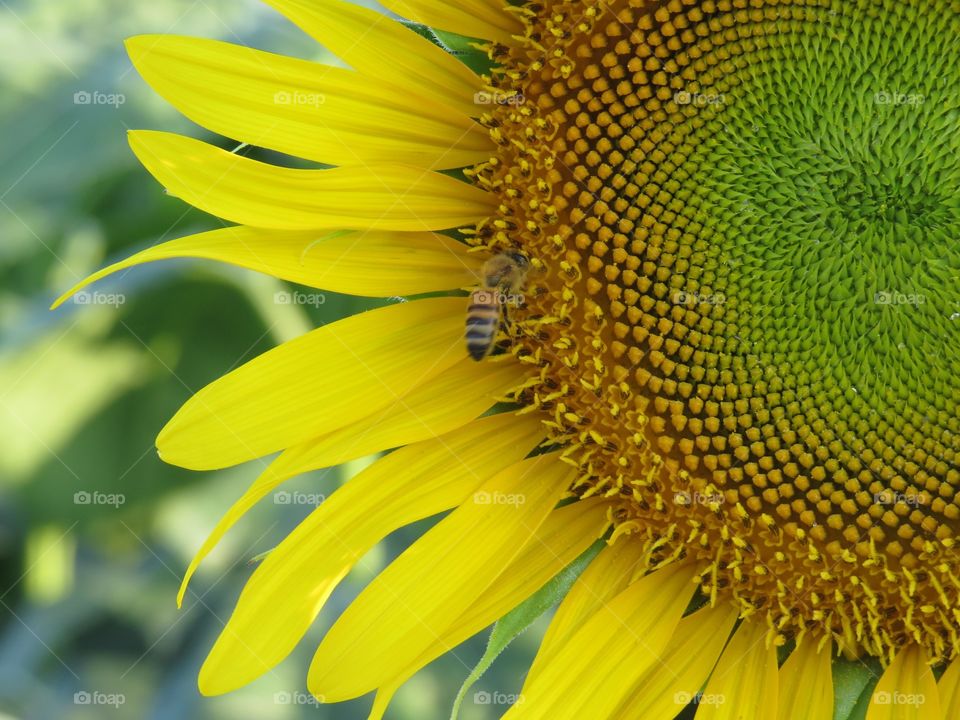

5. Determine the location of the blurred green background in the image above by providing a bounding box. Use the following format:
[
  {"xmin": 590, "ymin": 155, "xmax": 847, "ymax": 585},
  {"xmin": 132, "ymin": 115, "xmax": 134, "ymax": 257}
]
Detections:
[{"xmin": 0, "ymin": 1, "xmax": 542, "ymax": 717}]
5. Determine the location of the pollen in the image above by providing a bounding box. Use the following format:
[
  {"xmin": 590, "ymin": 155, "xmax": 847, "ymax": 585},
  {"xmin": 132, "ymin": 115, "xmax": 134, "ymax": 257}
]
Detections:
[{"xmin": 471, "ymin": 0, "xmax": 960, "ymax": 664}]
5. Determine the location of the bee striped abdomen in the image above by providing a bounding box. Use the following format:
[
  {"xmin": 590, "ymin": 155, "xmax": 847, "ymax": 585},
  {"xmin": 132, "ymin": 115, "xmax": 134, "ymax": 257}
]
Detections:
[{"xmin": 465, "ymin": 290, "xmax": 501, "ymax": 360}]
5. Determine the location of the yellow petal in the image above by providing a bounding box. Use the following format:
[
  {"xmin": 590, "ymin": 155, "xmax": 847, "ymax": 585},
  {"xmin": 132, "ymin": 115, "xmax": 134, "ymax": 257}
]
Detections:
[
  {"xmin": 938, "ymin": 659, "xmax": 960, "ymax": 719},
  {"xmin": 262, "ymin": 0, "xmax": 482, "ymax": 117},
  {"xmin": 157, "ymin": 297, "xmax": 464, "ymax": 470},
  {"xmin": 453, "ymin": 498, "xmax": 609, "ymax": 637},
  {"xmin": 525, "ymin": 537, "xmax": 647, "ymax": 684},
  {"xmin": 368, "ymin": 688, "xmax": 396, "ymax": 720},
  {"xmin": 272, "ymin": 359, "xmax": 525, "ymax": 474},
  {"xmin": 613, "ymin": 603, "xmax": 739, "ymax": 719},
  {"xmin": 502, "ymin": 561, "xmax": 697, "ymax": 720},
  {"xmin": 52, "ymin": 226, "xmax": 482, "ymax": 310},
  {"xmin": 867, "ymin": 645, "xmax": 941, "ymax": 720},
  {"xmin": 380, "ymin": 0, "xmax": 523, "ymax": 44},
  {"xmin": 197, "ymin": 413, "xmax": 545, "ymax": 695},
  {"xmin": 129, "ymin": 131, "xmax": 495, "ymax": 231},
  {"xmin": 308, "ymin": 454, "xmax": 575, "ymax": 701},
  {"xmin": 369, "ymin": 498, "xmax": 611, "ymax": 719},
  {"xmin": 178, "ymin": 359, "xmax": 526, "ymax": 603},
  {"xmin": 126, "ymin": 35, "xmax": 491, "ymax": 170},
  {"xmin": 697, "ymin": 619, "xmax": 778, "ymax": 720},
  {"xmin": 777, "ymin": 641, "xmax": 834, "ymax": 720}
]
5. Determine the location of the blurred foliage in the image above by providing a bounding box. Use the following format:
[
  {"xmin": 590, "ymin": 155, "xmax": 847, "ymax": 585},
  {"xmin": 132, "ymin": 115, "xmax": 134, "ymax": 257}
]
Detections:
[{"xmin": 0, "ymin": 1, "xmax": 545, "ymax": 718}]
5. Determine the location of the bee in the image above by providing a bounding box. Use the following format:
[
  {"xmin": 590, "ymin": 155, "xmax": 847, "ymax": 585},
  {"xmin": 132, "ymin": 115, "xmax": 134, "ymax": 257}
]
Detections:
[{"xmin": 466, "ymin": 251, "xmax": 531, "ymax": 361}]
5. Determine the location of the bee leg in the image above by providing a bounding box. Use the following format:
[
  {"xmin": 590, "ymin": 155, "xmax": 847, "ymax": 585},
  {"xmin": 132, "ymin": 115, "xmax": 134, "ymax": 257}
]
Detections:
[{"xmin": 491, "ymin": 303, "xmax": 518, "ymax": 356}]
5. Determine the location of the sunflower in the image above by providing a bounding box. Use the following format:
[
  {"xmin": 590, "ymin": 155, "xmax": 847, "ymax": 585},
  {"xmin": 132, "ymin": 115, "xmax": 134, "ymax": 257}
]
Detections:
[{"xmin": 55, "ymin": 0, "xmax": 960, "ymax": 717}]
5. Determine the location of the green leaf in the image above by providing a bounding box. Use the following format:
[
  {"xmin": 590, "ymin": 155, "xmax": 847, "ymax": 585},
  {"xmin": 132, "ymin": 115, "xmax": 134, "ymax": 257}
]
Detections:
[
  {"xmin": 398, "ymin": 21, "xmax": 493, "ymax": 75},
  {"xmin": 449, "ymin": 539, "xmax": 605, "ymax": 720},
  {"xmin": 399, "ymin": 20, "xmax": 443, "ymax": 45},
  {"xmin": 433, "ymin": 30, "xmax": 494, "ymax": 75},
  {"xmin": 832, "ymin": 655, "xmax": 882, "ymax": 720}
]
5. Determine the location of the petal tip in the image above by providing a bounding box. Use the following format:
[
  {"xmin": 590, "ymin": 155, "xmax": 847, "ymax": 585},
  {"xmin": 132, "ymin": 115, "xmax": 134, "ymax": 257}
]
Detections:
[{"xmin": 197, "ymin": 665, "xmax": 227, "ymax": 697}]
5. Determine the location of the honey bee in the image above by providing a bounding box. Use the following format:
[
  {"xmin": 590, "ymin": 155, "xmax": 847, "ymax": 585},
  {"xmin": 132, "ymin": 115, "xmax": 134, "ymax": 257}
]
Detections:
[{"xmin": 466, "ymin": 251, "xmax": 531, "ymax": 361}]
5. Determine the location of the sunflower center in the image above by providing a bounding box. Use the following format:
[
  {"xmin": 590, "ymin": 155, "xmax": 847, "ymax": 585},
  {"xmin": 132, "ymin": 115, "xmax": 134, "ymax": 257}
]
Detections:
[
  {"xmin": 830, "ymin": 170, "xmax": 939, "ymax": 225},
  {"xmin": 474, "ymin": 0, "xmax": 960, "ymax": 662}
]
